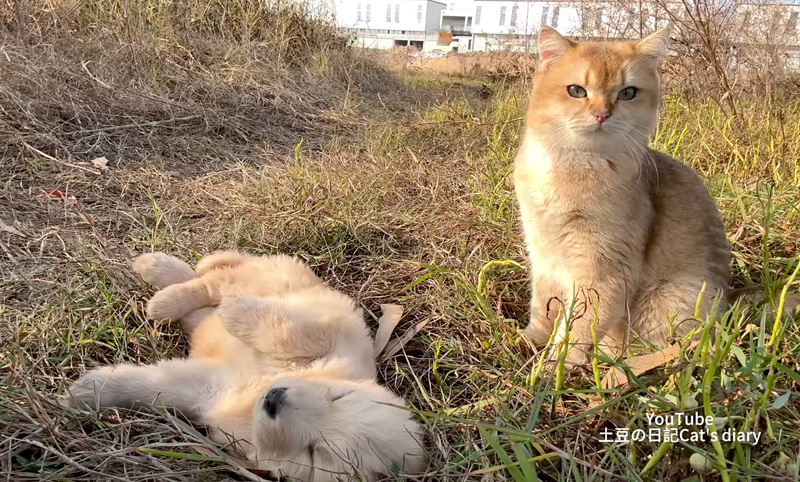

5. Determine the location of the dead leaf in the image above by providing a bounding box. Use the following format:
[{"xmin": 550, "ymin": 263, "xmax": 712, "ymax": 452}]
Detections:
[
  {"xmin": 46, "ymin": 189, "xmax": 76, "ymax": 201},
  {"xmin": 585, "ymin": 393, "xmax": 605, "ymax": 409},
  {"xmin": 377, "ymin": 319, "xmax": 430, "ymax": 364},
  {"xmin": 373, "ymin": 304, "xmax": 403, "ymax": 359},
  {"xmin": 90, "ymin": 156, "xmax": 109, "ymax": 170},
  {"xmin": 602, "ymin": 343, "xmax": 687, "ymax": 389},
  {"xmin": 186, "ymin": 444, "xmax": 218, "ymax": 458},
  {"xmin": 0, "ymin": 220, "xmax": 24, "ymax": 237},
  {"xmin": 76, "ymin": 209, "xmax": 94, "ymax": 226}
]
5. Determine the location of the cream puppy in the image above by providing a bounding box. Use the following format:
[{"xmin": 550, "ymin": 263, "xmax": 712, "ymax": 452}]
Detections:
[{"xmin": 64, "ymin": 251, "xmax": 426, "ymax": 481}]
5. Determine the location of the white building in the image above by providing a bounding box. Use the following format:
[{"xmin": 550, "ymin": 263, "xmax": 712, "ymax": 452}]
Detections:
[
  {"xmin": 332, "ymin": 0, "xmax": 447, "ymax": 50},
  {"xmin": 470, "ymin": 0, "xmax": 673, "ymax": 51},
  {"xmin": 441, "ymin": 6, "xmax": 474, "ymax": 51},
  {"xmin": 329, "ymin": 0, "xmax": 800, "ymax": 57},
  {"xmin": 329, "ymin": 0, "xmax": 669, "ymax": 52}
]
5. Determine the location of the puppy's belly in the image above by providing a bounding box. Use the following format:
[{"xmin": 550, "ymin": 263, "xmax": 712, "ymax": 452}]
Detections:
[{"xmin": 189, "ymin": 315, "xmax": 246, "ymax": 362}]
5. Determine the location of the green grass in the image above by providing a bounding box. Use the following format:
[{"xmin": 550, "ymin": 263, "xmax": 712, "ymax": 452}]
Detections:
[{"xmin": 6, "ymin": 77, "xmax": 798, "ymax": 480}]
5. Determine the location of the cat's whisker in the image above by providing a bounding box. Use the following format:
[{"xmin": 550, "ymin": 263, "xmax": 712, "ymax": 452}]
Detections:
[{"xmin": 618, "ymin": 131, "xmax": 646, "ymax": 189}]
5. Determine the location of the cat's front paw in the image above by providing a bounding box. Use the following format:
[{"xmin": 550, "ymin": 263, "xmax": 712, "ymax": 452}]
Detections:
[
  {"xmin": 521, "ymin": 322, "xmax": 552, "ymax": 347},
  {"xmin": 521, "ymin": 328, "xmax": 592, "ymax": 369},
  {"xmin": 560, "ymin": 343, "xmax": 592, "ymax": 368}
]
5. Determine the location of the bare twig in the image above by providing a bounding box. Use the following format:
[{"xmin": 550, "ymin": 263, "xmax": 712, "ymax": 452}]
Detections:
[
  {"xmin": 21, "ymin": 142, "xmax": 101, "ymax": 175},
  {"xmin": 76, "ymin": 115, "xmax": 202, "ymax": 134}
]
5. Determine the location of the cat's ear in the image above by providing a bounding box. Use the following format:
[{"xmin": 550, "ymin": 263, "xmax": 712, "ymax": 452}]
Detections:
[
  {"xmin": 635, "ymin": 26, "xmax": 672, "ymax": 60},
  {"xmin": 538, "ymin": 27, "xmax": 573, "ymax": 68}
]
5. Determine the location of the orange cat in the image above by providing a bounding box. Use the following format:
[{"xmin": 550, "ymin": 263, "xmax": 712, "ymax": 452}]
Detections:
[{"xmin": 515, "ymin": 27, "xmax": 730, "ymax": 363}]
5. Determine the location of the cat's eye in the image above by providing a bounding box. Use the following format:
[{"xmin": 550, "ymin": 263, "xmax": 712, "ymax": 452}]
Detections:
[
  {"xmin": 618, "ymin": 87, "xmax": 637, "ymax": 101},
  {"xmin": 567, "ymin": 85, "xmax": 587, "ymax": 98}
]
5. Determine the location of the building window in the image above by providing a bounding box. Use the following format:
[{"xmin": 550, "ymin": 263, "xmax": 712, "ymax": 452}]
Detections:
[
  {"xmin": 357, "ymin": 3, "xmax": 362, "ymax": 22},
  {"xmin": 595, "ymin": 8, "xmax": 604, "ymax": 29},
  {"xmin": 417, "ymin": 4, "xmax": 422, "ymax": 23},
  {"xmin": 386, "ymin": 4, "xmax": 391, "ymax": 22},
  {"xmin": 789, "ymin": 12, "xmax": 798, "ymax": 33},
  {"xmin": 541, "ymin": 6, "xmax": 549, "ymax": 27},
  {"xmin": 510, "ymin": 5, "xmax": 518, "ymax": 27},
  {"xmin": 366, "ymin": 3, "xmax": 371, "ymax": 22},
  {"xmin": 552, "ymin": 6, "xmax": 559, "ymax": 28},
  {"xmin": 475, "ymin": 6, "xmax": 481, "ymax": 25},
  {"xmin": 500, "ymin": 6, "xmax": 506, "ymax": 26},
  {"xmin": 395, "ymin": 4, "xmax": 400, "ymax": 23}
]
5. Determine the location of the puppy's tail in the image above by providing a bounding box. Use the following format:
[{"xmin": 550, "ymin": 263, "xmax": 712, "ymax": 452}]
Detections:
[
  {"xmin": 133, "ymin": 253, "xmax": 196, "ymax": 289},
  {"xmin": 195, "ymin": 250, "xmax": 249, "ymax": 276}
]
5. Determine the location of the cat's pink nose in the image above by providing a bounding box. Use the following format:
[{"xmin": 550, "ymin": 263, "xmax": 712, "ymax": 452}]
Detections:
[{"xmin": 594, "ymin": 110, "xmax": 611, "ymax": 124}]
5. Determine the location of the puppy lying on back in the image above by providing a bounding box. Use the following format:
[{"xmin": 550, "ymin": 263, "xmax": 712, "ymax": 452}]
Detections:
[{"xmin": 64, "ymin": 251, "xmax": 426, "ymax": 481}]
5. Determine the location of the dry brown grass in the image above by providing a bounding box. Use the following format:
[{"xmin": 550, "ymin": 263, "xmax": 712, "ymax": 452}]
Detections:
[
  {"xmin": 373, "ymin": 48, "xmax": 537, "ymax": 82},
  {"xmin": 0, "ymin": 0, "xmax": 407, "ymax": 176}
]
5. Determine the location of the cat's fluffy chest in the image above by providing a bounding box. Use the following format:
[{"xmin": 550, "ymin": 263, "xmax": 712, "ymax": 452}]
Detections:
[
  {"xmin": 514, "ymin": 138, "xmax": 649, "ymax": 217},
  {"xmin": 514, "ymin": 139, "xmax": 653, "ymax": 278}
]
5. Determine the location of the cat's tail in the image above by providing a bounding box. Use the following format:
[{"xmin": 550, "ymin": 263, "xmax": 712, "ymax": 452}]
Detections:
[
  {"xmin": 133, "ymin": 253, "xmax": 196, "ymax": 289},
  {"xmin": 729, "ymin": 284, "xmax": 800, "ymax": 317}
]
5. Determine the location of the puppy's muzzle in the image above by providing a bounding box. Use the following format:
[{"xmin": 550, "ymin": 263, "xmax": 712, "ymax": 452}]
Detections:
[{"xmin": 263, "ymin": 387, "xmax": 287, "ymax": 418}]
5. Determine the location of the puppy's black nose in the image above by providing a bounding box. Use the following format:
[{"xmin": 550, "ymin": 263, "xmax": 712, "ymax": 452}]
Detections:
[{"xmin": 263, "ymin": 387, "xmax": 287, "ymax": 419}]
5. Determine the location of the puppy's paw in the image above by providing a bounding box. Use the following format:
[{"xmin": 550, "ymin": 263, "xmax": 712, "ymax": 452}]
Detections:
[
  {"xmin": 216, "ymin": 297, "xmax": 260, "ymax": 324},
  {"xmin": 216, "ymin": 297, "xmax": 265, "ymax": 338},
  {"xmin": 146, "ymin": 282, "xmax": 212, "ymax": 321},
  {"xmin": 146, "ymin": 287, "xmax": 184, "ymax": 321},
  {"xmin": 134, "ymin": 253, "xmax": 196, "ymax": 289},
  {"xmin": 62, "ymin": 366, "xmax": 115, "ymax": 409}
]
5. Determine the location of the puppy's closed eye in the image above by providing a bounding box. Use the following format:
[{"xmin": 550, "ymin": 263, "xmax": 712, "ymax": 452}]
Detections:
[{"xmin": 330, "ymin": 391, "xmax": 354, "ymax": 402}]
